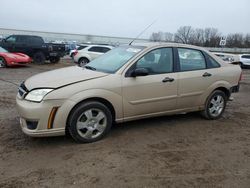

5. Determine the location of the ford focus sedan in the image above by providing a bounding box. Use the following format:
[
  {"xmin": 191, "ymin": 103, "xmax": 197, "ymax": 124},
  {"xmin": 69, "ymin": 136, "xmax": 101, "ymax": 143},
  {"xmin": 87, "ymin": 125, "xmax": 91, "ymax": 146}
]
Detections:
[{"xmin": 16, "ymin": 43, "xmax": 242, "ymax": 143}]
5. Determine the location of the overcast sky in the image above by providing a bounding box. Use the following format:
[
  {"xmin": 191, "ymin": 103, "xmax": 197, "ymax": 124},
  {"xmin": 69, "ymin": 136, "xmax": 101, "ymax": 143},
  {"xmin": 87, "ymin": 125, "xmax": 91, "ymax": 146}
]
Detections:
[{"xmin": 0, "ymin": 0, "xmax": 249, "ymax": 38}]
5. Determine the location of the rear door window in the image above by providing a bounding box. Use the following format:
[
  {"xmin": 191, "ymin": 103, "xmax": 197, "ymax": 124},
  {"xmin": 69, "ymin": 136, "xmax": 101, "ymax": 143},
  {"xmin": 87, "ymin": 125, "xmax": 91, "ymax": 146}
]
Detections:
[
  {"xmin": 178, "ymin": 48, "xmax": 206, "ymax": 71},
  {"xmin": 88, "ymin": 46, "xmax": 111, "ymax": 53},
  {"xmin": 242, "ymin": 55, "xmax": 250, "ymax": 59},
  {"xmin": 17, "ymin": 36, "xmax": 28, "ymax": 43}
]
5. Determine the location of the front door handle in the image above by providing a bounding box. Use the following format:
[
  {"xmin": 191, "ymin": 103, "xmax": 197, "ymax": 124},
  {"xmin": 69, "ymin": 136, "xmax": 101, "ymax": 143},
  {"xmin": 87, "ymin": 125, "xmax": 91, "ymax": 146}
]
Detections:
[
  {"xmin": 203, "ymin": 72, "xmax": 212, "ymax": 77},
  {"xmin": 162, "ymin": 77, "xmax": 175, "ymax": 83}
]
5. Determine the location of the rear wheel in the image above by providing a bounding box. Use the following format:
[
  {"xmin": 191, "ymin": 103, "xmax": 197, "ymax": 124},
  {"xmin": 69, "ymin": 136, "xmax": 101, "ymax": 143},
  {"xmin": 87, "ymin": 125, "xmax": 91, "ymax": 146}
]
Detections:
[
  {"xmin": 201, "ymin": 90, "xmax": 227, "ymax": 120},
  {"xmin": 49, "ymin": 56, "xmax": 60, "ymax": 63},
  {"xmin": 68, "ymin": 101, "xmax": 112, "ymax": 143},
  {"xmin": 33, "ymin": 52, "xmax": 46, "ymax": 64},
  {"xmin": 78, "ymin": 58, "xmax": 89, "ymax": 67},
  {"xmin": 0, "ymin": 57, "xmax": 7, "ymax": 68}
]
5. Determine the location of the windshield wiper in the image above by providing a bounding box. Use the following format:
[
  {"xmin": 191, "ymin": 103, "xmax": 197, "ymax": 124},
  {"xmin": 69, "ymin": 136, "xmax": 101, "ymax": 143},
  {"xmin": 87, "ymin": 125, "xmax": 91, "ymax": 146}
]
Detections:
[{"xmin": 84, "ymin": 65, "xmax": 96, "ymax": 71}]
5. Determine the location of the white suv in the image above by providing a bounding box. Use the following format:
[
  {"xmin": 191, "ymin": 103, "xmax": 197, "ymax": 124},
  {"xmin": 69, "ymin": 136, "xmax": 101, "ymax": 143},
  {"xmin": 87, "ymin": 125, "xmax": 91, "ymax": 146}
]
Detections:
[
  {"xmin": 239, "ymin": 54, "xmax": 250, "ymax": 68},
  {"xmin": 73, "ymin": 45, "xmax": 113, "ymax": 66}
]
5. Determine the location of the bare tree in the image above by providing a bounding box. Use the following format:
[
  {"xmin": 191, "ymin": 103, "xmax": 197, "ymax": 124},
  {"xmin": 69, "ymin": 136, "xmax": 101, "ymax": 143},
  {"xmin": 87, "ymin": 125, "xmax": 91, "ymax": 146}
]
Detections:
[
  {"xmin": 203, "ymin": 28, "xmax": 221, "ymax": 47},
  {"xmin": 191, "ymin": 28, "xmax": 205, "ymax": 46},
  {"xmin": 226, "ymin": 33, "xmax": 244, "ymax": 47},
  {"xmin": 174, "ymin": 26, "xmax": 194, "ymax": 44},
  {"xmin": 150, "ymin": 32, "xmax": 163, "ymax": 42},
  {"xmin": 164, "ymin": 32, "xmax": 174, "ymax": 42},
  {"xmin": 149, "ymin": 27, "xmax": 249, "ymax": 48},
  {"xmin": 244, "ymin": 34, "xmax": 250, "ymax": 48}
]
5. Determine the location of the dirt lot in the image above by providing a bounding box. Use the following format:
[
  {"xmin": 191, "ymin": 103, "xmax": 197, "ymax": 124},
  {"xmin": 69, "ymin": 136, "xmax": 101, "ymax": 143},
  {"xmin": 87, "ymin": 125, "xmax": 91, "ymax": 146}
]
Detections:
[{"xmin": 0, "ymin": 61, "xmax": 250, "ymax": 188}]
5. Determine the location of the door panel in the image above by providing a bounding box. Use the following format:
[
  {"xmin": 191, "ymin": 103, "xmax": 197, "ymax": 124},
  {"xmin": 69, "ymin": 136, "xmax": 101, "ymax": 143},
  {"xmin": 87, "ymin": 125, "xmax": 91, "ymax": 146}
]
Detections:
[
  {"xmin": 176, "ymin": 48, "xmax": 218, "ymax": 109},
  {"xmin": 122, "ymin": 73, "xmax": 178, "ymax": 118},
  {"xmin": 122, "ymin": 47, "xmax": 178, "ymax": 119},
  {"xmin": 177, "ymin": 69, "xmax": 217, "ymax": 109}
]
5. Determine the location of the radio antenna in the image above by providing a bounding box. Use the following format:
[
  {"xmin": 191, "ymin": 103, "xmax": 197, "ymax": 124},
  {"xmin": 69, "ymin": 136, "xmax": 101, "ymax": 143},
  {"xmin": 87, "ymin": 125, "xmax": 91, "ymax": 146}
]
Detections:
[{"xmin": 129, "ymin": 19, "xmax": 157, "ymax": 45}]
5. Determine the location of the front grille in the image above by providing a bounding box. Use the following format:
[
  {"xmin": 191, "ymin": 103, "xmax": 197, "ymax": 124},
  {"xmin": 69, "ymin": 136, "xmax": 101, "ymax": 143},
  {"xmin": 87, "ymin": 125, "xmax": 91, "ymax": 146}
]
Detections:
[{"xmin": 18, "ymin": 82, "xmax": 29, "ymax": 98}]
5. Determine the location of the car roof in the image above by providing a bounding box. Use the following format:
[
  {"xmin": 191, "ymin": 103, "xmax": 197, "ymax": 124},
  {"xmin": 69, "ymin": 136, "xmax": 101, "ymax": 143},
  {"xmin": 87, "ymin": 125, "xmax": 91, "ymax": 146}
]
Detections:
[
  {"xmin": 86, "ymin": 44, "xmax": 114, "ymax": 48},
  {"xmin": 131, "ymin": 42, "xmax": 207, "ymax": 51},
  {"xmin": 9, "ymin": 34, "xmax": 41, "ymax": 38},
  {"xmin": 213, "ymin": 52, "xmax": 236, "ymax": 56},
  {"xmin": 240, "ymin": 54, "xmax": 250, "ymax": 56}
]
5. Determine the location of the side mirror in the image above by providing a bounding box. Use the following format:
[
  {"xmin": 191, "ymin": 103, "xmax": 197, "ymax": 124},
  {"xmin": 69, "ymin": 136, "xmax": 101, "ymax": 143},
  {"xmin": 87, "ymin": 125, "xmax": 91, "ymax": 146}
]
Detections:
[
  {"xmin": 131, "ymin": 68, "xmax": 149, "ymax": 77},
  {"xmin": 1, "ymin": 39, "xmax": 6, "ymax": 42}
]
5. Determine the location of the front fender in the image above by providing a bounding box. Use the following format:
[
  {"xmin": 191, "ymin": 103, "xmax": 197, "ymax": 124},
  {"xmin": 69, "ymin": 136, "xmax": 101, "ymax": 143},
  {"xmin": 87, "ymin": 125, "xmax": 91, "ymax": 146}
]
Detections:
[{"xmin": 68, "ymin": 89, "xmax": 123, "ymax": 121}]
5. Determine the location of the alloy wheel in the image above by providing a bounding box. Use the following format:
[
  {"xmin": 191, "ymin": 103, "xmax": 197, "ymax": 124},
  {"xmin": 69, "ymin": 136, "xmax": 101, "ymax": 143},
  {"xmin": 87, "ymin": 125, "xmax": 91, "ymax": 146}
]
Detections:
[
  {"xmin": 208, "ymin": 95, "xmax": 225, "ymax": 117},
  {"xmin": 76, "ymin": 108, "xmax": 107, "ymax": 139}
]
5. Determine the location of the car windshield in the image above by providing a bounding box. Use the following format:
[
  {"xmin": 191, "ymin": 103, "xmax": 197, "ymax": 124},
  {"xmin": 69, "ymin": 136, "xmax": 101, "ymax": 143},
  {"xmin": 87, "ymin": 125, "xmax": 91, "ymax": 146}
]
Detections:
[
  {"xmin": 0, "ymin": 47, "xmax": 8, "ymax": 53},
  {"xmin": 86, "ymin": 46, "xmax": 145, "ymax": 73}
]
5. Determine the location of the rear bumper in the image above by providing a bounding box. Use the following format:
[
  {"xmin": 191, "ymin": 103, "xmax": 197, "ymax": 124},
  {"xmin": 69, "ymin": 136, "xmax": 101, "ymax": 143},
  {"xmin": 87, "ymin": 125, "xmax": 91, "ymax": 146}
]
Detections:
[{"xmin": 230, "ymin": 85, "xmax": 240, "ymax": 93}]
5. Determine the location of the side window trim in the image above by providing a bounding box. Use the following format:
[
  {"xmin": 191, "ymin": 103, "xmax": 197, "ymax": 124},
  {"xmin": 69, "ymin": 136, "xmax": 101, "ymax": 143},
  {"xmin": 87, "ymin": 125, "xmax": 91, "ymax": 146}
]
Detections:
[{"xmin": 176, "ymin": 47, "xmax": 208, "ymax": 72}]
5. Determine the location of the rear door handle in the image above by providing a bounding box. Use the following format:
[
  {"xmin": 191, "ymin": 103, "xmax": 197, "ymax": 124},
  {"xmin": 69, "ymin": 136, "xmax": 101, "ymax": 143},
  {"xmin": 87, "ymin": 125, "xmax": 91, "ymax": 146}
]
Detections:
[
  {"xmin": 203, "ymin": 72, "xmax": 212, "ymax": 77},
  {"xmin": 162, "ymin": 77, "xmax": 175, "ymax": 83}
]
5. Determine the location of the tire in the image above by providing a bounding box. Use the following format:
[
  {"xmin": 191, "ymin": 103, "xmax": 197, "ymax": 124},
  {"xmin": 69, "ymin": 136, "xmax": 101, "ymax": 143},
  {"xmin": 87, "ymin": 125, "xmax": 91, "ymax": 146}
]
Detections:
[
  {"xmin": 201, "ymin": 90, "xmax": 227, "ymax": 120},
  {"xmin": 240, "ymin": 62, "xmax": 245, "ymax": 69},
  {"xmin": 49, "ymin": 56, "xmax": 60, "ymax": 63},
  {"xmin": 33, "ymin": 52, "xmax": 46, "ymax": 64},
  {"xmin": 0, "ymin": 57, "xmax": 7, "ymax": 68},
  {"xmin": 78, "ymin": 58, "xmax": 89, "ymax": 67},
  {"xmin": 68, "ymin": 101, "xmax": 112, "ymax": 143}
]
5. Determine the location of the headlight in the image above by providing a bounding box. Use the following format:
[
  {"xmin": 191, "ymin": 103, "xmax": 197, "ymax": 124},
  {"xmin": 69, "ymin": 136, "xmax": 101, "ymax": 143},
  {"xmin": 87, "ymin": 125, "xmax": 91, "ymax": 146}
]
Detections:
[{"xmin": 25, "ymin": 89, "xmax": 53, "ymax": 102}]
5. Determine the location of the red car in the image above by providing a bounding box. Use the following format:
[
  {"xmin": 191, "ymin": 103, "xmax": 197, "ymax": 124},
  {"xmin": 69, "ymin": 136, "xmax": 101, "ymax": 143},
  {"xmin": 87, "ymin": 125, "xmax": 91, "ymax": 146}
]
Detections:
[{"xmin": 0, "ymin": 46, "xmax": 32, "ymax": 67}]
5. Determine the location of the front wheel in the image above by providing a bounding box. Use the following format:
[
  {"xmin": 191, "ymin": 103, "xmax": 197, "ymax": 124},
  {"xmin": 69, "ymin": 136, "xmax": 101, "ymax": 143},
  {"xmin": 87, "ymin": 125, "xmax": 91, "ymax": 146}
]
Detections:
[
  {"xmin": 78, "ymin": 58, "xmax": 89, "ymax": 67},
  {"xmin": 201, "ymin": 90, "xmax": 227, "ymax": 120},
  {"xmin": 68, "ymin": 101, "xmax": 112, "ymax": 143}
]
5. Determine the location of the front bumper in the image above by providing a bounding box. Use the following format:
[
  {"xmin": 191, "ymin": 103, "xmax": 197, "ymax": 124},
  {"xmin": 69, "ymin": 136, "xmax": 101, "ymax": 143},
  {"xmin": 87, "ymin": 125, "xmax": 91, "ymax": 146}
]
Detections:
[{"xmin": 16, "ymin": 96, "xmax": 76, "ymax": 137}]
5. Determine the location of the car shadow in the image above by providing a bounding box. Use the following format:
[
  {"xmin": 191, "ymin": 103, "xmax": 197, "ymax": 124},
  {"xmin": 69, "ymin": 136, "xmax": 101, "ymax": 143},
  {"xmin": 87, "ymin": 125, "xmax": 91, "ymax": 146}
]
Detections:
[{"xmin": 23, "ymin": 112, "xmax": 201, "ymax": 146}]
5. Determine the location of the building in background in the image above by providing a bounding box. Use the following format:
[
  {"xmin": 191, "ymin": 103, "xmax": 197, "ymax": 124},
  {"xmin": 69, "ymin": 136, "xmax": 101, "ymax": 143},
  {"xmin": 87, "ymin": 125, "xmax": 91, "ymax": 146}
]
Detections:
[{"xmin": 0, "ymin": 28, "xmax": 149, "ymax": 46}]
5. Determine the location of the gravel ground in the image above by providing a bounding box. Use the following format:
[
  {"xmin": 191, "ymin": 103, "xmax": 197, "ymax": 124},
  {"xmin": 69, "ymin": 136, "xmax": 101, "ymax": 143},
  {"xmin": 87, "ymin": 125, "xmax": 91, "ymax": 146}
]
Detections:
[{"xmin": 0, "ymin": 61, "xmax": 250, "ymax": 188}]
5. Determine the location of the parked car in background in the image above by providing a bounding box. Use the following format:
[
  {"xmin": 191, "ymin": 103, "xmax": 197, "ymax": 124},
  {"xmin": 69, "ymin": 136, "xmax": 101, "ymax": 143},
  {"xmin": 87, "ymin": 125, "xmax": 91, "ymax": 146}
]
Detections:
[
  {"xmin": 0, "ymin": 46, "xmax": 32, "ymax": 67},
  {"xmin": 16, "ymin": 43, "xmax": 242, "ymax": 143},
  {"xmin": 69, "ymin": 44, "xmax": 89, "ymax": 58},
  {"xmin": 73, "ymin": 45, "xmax": 113, "ymax": 66},
  {"xmin": 213, "ymin": 52, "xmax": 239, "ymax": 64},
  {"xmin": 239, "ymin": 54, "xmax": 250, "ymax": 68},
  {"xmin": 0, "ymin": 35, "xmax": 66, "ymax": 64}
]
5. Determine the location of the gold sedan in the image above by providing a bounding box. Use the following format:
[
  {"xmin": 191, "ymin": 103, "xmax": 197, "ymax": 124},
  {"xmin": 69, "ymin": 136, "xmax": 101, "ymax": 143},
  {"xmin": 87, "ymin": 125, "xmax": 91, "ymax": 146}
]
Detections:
[{"xmin": 16, "ymin": 43, "xmax": 242, "ymax": 143}]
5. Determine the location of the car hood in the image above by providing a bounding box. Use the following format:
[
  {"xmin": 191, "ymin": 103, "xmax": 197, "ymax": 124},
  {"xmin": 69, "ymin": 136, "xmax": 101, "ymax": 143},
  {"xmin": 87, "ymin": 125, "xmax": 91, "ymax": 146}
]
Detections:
[
  {"xmin": 0, "ymin": 52, "xmax": 30, "ymax": 59},
  {"xmin": 24, "ymin": 66, "xmax": 109, "ymax": 90}
]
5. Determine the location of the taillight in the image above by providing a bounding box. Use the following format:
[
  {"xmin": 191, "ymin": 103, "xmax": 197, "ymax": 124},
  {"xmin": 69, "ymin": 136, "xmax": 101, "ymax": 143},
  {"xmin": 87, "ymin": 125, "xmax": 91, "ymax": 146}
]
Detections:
[
  {"xmin": 239, "ymin": 71, "xmax": 243, "ymax": 82},
  {"xmin": 73, "ymin": 50, "xmax": 78, "ymax": 56}
]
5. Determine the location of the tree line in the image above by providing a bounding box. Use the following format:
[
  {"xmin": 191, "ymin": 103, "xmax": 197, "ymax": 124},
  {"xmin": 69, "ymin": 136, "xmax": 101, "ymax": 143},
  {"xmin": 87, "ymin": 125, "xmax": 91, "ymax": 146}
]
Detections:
[{"xmin": 150, "ymin": 26, "xmax": 250, "ymax": 48}]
